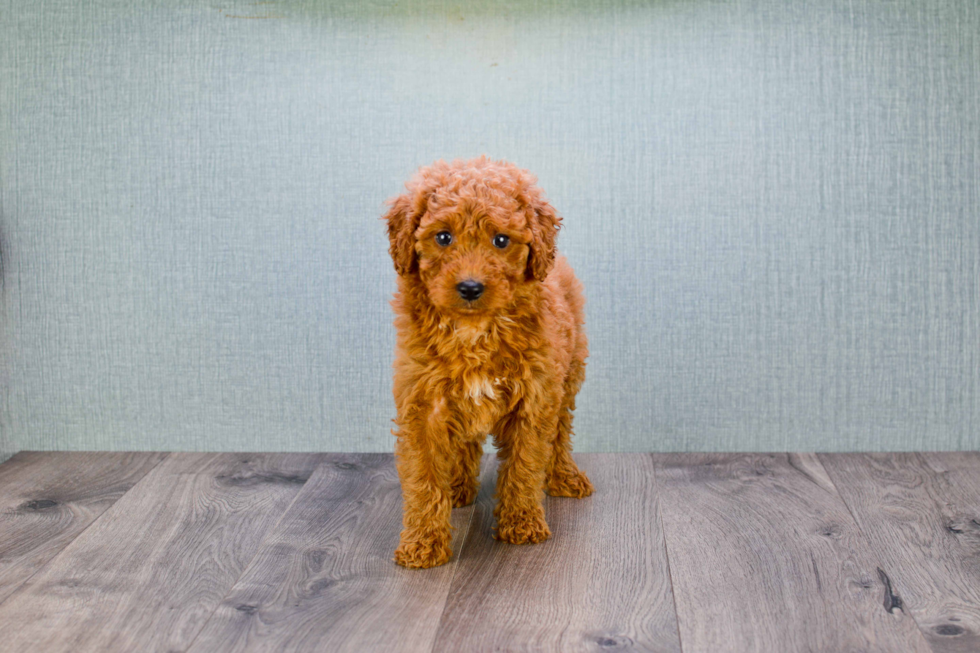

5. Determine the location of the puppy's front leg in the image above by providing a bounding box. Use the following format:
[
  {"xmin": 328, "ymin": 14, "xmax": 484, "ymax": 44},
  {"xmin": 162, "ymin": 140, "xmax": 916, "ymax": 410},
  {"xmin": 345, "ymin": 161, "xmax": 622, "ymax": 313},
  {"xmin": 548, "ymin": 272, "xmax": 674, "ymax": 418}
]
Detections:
[
  {"xmin": 492, "ymin": 403, "xmax": 555, "ymax": 545},
  {"xmin": 393, "ymin": 395, "xmax": 454, "ymax": 569}
]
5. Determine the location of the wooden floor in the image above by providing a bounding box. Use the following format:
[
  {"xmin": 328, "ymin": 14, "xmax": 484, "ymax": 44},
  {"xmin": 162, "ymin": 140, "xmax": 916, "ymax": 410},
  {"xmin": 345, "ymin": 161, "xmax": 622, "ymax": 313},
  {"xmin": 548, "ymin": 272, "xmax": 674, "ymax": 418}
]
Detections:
[{"xmin": 0, "ymin": 453, "xmax": 978, "ymax": 652}]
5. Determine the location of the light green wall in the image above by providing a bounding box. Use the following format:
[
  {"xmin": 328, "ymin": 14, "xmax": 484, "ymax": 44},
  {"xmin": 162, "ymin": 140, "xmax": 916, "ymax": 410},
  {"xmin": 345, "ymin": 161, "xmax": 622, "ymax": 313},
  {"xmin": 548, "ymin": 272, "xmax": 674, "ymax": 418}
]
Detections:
[{"xmin": 1, "ymin": 0, "xmax": 978, "ymax": 457}]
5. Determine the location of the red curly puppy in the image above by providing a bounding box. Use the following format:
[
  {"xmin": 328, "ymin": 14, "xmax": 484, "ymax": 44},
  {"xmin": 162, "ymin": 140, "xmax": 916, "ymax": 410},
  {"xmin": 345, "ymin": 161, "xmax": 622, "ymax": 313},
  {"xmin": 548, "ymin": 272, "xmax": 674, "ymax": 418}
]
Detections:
[{"xmin": 384, "ymin": 156, "xmax": 594, "ymax": 569}]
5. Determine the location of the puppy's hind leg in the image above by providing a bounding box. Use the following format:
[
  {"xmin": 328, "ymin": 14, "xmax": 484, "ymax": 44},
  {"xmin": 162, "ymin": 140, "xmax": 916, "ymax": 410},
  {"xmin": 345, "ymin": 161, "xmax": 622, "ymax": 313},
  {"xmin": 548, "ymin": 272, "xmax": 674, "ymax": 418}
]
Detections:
[
  {"xmin": 450, "ymin": 439, "xmax": 483, "ymax": 508},
  {"xmin": 545, "ymin": 357, "xmax": 594, "ymax": 498}
]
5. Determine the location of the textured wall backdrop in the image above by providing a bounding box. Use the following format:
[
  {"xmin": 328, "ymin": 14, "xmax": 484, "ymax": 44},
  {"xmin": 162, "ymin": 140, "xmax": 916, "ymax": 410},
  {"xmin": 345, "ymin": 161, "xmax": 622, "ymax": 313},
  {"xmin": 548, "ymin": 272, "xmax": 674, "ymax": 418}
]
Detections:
[{"xmin": 1, "ymin": 0, "xmax": 978, "ymax": 459}]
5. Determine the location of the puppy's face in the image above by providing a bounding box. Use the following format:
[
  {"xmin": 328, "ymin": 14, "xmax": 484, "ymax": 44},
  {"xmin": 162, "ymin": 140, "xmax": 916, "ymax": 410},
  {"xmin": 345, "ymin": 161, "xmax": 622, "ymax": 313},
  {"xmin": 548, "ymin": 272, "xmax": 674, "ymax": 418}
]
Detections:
[
  {"xmin": 385, "ymin": 158, "xmax": 560, "ymax": 316},
  {"xmin": 414, "ymin": 194, "xmax": 529, "ymax": 314}
]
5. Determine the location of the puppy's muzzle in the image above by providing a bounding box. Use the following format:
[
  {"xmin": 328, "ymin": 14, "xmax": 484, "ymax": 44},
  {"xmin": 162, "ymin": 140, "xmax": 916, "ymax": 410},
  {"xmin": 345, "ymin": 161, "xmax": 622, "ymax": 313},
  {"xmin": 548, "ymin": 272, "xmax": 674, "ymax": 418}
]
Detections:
[{"xmin": 456, "ymin": 279, "xmax": 485, "ymax": 301}]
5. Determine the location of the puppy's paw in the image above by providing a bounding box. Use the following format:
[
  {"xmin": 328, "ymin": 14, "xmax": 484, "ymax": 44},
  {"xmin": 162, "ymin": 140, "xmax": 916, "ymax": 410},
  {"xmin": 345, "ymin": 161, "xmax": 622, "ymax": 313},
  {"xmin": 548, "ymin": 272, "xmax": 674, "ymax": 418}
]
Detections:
[
  {"xmin": 546, "ymin": 469, "xmax": 595, "ymax": 498},
  {"xmin": 451, "ymin": 481, "xmax": 479, "ymax": 508},
  {"xmin": 495, "ymin": 508, "xmax": 551, "ymax": 545},
  {"xmin": 394, "ymin": 534, "xmax": 452, "ymax": 569}
]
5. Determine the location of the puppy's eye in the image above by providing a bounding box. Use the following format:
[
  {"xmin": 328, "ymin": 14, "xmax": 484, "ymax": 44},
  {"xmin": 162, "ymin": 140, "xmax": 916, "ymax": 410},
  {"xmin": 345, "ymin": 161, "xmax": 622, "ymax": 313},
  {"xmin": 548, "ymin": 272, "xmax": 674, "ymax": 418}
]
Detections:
[
  {"xmin": 435, "ymin": 231, "xmax": 452, "ymax": 246},
  {"xmin": 492, "ymin": 234, "xmax": 510, "ymax": 249}
]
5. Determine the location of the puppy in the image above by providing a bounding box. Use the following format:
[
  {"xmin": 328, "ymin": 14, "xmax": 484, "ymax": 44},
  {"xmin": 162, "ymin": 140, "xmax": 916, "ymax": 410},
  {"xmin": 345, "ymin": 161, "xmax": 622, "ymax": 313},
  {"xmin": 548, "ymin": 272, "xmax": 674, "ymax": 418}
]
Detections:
[{"xmin": 384, "ymin": 156, "xmax": 593, "ymax": 569}]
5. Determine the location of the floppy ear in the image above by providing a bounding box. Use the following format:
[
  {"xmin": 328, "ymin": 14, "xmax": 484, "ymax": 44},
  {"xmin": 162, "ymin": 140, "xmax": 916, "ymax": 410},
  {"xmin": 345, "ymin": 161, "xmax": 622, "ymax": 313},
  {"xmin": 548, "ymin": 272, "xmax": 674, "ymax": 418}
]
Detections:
[
  {"xmin": 525, "ymin": 194, "xmax": 562, "ymax": 281},
  {"xmin": 383, "ymin": 193, "xmax": 422, "ymax": 277}
]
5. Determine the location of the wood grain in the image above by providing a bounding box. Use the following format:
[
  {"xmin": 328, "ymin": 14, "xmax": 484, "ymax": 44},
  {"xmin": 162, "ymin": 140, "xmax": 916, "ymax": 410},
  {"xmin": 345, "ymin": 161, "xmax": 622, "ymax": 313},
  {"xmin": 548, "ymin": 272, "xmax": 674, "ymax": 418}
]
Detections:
[
  {"xmin": 4, "ymin": 451, "xmax": 978, "ymax": 652},
  {"xmin": 433, "ymin": 453, "xmax": 681, "ymax": 653},
  {"xmin": 186, "ymin": 453, "xmax": 486, "ymax": 653},
  {"xmin": 820, "ymin": 452, "xmax": 980, "ymax": 653},
  {"xmin": 654, "ymin": 453, "xmax": 931, "ymax": 653},
  {"xmin": 0, "ymin": 451, "xmax": 168, "ymax": 604},
  {"xmin": 0, "ymin": 452, "xmax": 325, "ymax": 653}
]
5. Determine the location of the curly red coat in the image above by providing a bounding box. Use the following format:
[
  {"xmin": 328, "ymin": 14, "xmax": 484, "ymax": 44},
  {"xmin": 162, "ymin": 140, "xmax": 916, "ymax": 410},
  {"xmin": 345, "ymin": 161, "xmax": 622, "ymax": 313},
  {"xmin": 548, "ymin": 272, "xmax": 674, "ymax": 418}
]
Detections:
[{"xmin": 384, "ymin": 156, "xmax": 593, "ymax": 569}]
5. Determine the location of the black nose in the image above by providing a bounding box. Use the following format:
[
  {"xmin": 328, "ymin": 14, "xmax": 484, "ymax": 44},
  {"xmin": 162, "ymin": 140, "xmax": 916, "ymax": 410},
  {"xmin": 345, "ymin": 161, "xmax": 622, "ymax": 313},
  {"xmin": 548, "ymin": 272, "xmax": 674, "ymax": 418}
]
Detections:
[{"xmin": 456, "ymin": 280, "xmax": 485, "ymax": 301}]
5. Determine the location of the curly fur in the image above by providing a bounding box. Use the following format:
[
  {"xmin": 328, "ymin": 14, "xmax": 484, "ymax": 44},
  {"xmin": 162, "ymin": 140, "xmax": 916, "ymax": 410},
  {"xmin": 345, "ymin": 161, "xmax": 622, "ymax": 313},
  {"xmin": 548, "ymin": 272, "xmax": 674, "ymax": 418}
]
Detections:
[{"xmin": 384, "ymin": 156, "xmax": 593, "ymax": 569}]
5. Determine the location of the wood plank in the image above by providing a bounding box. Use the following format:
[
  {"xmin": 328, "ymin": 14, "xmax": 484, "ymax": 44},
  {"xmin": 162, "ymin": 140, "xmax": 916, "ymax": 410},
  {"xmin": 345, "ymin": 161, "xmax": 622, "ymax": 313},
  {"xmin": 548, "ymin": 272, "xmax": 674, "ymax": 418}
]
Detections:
[
  {"xmin": 0, "ymin": 452, "xmax": 168, "ymax": 604},
  {"xmin": 186, "ymin": 453, "xmax": 485, "ymax": 653},
  {"xmin": 0, "ymin": 452, "xmax": 325, "ymax": 653},
  {"xmin": 654, "ymin": 453, "xmax": 931, "ymax": 653},
  {"xmin": 433, "ymin": 453, "xmax": 681, "ymax": 653},
  {"xmin": 819, "ymin": 452, "xmax": 980, "ymax": 653}
]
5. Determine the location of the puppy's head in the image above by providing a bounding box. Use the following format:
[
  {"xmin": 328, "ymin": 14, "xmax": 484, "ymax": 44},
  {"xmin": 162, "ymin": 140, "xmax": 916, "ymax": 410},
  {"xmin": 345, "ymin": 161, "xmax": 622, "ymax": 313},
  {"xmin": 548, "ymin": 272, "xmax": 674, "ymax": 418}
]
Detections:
[{"xmin": 384, "ymin": 157, "xmax": 560, "ymax": 315}]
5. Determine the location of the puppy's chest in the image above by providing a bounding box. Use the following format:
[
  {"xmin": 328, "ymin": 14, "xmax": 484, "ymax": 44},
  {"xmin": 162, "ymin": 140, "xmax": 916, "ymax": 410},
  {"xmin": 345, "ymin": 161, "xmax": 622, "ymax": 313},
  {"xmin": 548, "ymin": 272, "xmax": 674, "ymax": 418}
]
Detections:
[
  {"xmin": 452, "ymin": 367, "xmax": 511, "ymax": 438},
  {"xmin": 431, "ymin": 320, "xmax": 528, "ymax": 437}
]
